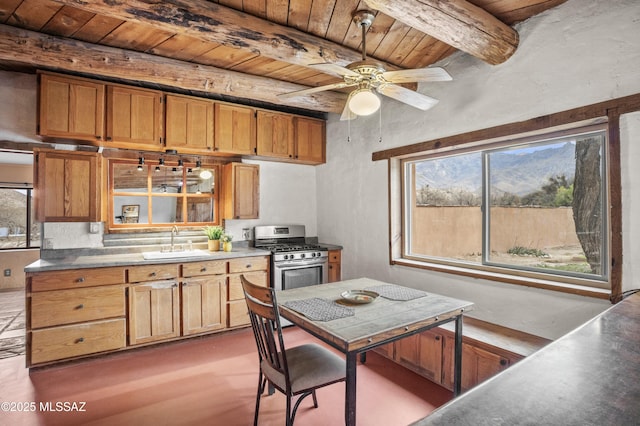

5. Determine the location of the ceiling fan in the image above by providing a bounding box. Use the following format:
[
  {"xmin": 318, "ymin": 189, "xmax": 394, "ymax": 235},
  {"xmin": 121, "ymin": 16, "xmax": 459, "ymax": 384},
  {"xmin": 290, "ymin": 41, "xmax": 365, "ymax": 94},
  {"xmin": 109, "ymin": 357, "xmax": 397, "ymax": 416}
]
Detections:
[{"xmin": 278, "ymin": 10, "xmax": 452, "ymax": 120}]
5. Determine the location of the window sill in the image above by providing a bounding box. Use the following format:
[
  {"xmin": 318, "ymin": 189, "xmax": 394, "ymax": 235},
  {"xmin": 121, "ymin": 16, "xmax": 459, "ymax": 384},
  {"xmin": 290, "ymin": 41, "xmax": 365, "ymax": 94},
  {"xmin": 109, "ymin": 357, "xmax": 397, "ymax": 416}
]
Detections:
[{"xmin": 392, "ymin": 258, "xmax": 612, "ymax": 300}]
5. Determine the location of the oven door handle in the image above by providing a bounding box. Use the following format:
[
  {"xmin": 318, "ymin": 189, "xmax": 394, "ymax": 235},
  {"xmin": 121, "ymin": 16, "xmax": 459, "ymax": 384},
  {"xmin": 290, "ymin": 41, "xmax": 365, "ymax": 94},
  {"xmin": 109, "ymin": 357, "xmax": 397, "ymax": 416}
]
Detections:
[{"xmin": 274, "ymin": 260, "xmax": 328, "ymax": 269}]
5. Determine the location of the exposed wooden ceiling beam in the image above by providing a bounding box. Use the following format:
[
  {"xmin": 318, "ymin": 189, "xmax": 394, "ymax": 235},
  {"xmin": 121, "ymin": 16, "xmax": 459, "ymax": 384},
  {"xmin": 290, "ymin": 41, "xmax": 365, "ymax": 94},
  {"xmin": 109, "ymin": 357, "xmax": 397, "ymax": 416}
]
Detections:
[
  {"xmin": 49, "ymin": 0, "xmax": 401, "ymax": 71},
  {"xmin": 0, "ymin": 24, "xmax": 346, "ymax": 114},
  {"xmin": 364, "ymin": 0, "xmax": 519, "ymax": 65}
]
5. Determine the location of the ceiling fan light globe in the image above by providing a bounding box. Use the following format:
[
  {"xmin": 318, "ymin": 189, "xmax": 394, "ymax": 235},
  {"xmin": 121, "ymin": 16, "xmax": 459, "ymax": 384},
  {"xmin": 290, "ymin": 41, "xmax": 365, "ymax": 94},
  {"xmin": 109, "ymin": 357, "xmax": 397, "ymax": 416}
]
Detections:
[{"xmin": 349, "ymin": 89, "xmax": 380, "ymax": 116}]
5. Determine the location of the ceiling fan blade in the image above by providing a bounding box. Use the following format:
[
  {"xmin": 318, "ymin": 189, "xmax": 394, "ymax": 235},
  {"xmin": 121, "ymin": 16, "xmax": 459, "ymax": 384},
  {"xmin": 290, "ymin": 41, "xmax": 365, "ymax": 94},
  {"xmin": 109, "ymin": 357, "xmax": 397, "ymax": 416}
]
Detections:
[
  {"xmin": 380, "ymin": 67, "xmax": 452, "ymax": 84},
  {"xmin": 309, "ymin": 62, "xmax": 361, "ymax": 78},
  {"xmin": 377, "ymin": 83, "xmax": 439, "ymax": 111},
  {"xmin": 278, "ymin": 81, "xmax": 355, "ymax": 99},
  {"xmin": 340, "ymin": 92, "xmax": 357, "ymax": 121}
]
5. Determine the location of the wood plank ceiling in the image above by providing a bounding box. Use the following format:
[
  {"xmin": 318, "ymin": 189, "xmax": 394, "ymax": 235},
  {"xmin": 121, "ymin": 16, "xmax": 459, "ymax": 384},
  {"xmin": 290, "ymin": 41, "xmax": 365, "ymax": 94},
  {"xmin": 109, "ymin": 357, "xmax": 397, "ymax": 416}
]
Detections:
[{"xmin": 0, "ymin": 0, "xmax": 566, "ymax": 116}]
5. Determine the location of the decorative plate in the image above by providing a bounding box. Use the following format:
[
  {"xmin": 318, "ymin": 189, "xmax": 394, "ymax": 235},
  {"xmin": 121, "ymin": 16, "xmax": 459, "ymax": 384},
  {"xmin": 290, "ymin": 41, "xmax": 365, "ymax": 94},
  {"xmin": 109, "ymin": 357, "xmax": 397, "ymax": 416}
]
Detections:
[{"xmin": 340, "ymin": 290, "xmax": 379, "ymax": 304}]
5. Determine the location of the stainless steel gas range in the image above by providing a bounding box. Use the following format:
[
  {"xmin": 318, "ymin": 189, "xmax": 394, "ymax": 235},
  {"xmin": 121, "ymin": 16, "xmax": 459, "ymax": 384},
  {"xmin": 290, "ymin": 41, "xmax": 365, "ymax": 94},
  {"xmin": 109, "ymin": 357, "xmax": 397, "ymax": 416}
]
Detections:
[{"xmin": 254, "ymin": 225, "xmax": 328, "ymax": 293}]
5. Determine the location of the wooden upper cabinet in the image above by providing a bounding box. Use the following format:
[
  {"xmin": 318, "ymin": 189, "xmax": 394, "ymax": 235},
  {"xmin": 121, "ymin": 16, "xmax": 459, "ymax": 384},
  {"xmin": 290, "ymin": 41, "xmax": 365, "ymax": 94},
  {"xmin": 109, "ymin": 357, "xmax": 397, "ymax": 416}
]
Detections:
[
  {"xmin": 106, "ymin": 85, "xmax": 163, "ymax": 149},
  {"xmin": 256, "ymin": 110, "xmax": 295, "ymax": 159},
  {"xmin": 221, "ymin": 162, "xmax": 259, "ymax": 220},
  {"xmin": 214, "ymin": 103, "xmax": 256, "ymax": 155},
  {"xmin": 34, "ymin": 148, "xmax": 100, "ymax": 222},
  {"xmin": 38, "ymin": 72, "xmax": 105, "ymax": 143},
  {"xmin": 294, "ymin": 117, "xmax": 326, "ymax": 164},
  {"xmin": 165, "ymin": 94, "xmax": 214, "ymax": 153}
]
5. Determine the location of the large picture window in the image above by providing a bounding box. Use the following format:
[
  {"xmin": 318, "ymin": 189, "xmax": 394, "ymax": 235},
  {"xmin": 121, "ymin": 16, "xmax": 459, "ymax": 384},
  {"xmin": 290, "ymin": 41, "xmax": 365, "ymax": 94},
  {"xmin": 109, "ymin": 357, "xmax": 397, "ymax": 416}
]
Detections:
[{"xmin": 402, "ymin": 127, "xmax": 608, "ymax": 287}]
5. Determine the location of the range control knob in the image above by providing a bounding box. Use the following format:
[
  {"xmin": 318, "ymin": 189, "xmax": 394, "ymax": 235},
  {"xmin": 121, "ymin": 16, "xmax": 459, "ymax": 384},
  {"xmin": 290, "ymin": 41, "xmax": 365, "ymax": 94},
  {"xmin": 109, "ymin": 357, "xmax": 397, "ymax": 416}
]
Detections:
[
  {"xmin": 300, "ymin": 253, "xmax": 306, "ymax": 259},
  {"xmin": 311, "ymin": 252, "xmax": 316, "ymax": 257},
  {"xmin": 317, "ymin": 252, "xmax": 322, "ymax": 257},
  {"xmin": 283, "ymin": 254, "xmax": 289, "ymax": 260}
]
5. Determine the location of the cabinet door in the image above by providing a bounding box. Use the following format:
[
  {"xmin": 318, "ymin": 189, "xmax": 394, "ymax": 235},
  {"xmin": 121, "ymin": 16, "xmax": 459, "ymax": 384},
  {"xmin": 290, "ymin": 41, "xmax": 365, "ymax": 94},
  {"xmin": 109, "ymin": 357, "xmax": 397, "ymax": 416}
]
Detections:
[
  {"xmin": 256, "ymin": 111, "xmax": 295, "ymax": 159},
  {"xmin": 182, "ymin": 276, "xmax": 227, "ymax": 335},
  {"xmin": 214, "ymin": 103, "xmax": 256, "ymax": 155},
  {"xmin": 461, "ymin": 343, "xmax": 510, "ymax": 391},
  {"xmin": 328, "ymin": 250, "xmax": 342, "ymax": 282},
  {"xmin": 38, "ymin": 73, "xmax": 105, "ymax": 142},
  {"xmin": 34, "ymin": 149, "xmax": 100, "ymax": 222},
  {"xmin": 222, "ymin": 162, "xmax": 259, "ymax": 219},
  {"xmin": 106, "ymin": 85, "xmax": 163, "ymax": 148},
  {"xmin": 165, "ymin": 94, "xmax": 214, "ymax": 152},
  {"xmin": 394, "ymin": 329, "xmax": 444, "ymax": 384},
  {"xmin": 128, "ymin": 281, "xmax": 180, "ymax": 345},
  {"xmin": 294, "ymin": 117, "xmax": 325, "ymax": 164}
]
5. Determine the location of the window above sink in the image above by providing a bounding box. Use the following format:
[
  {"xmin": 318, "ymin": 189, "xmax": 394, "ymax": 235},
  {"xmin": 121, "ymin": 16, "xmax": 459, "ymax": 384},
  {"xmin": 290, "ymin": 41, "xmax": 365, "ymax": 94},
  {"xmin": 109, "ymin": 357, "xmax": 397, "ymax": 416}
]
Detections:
[{"xmin": 108, "ymin": 157, "xmax": 220, "ymax": 231}]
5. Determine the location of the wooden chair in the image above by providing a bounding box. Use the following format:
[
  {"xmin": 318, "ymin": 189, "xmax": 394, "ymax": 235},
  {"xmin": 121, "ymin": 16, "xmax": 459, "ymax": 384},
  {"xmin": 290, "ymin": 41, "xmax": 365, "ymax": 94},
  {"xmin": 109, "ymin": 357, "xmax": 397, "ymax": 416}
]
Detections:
[{"xmin": 241, "ymin": 275, "xmax": 346, "ymax": 426}]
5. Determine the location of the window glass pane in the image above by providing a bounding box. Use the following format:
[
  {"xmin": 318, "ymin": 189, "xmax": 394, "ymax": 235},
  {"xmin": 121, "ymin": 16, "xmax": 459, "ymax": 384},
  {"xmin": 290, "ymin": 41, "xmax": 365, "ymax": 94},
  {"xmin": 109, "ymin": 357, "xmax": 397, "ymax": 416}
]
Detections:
[
  {"xmin": 152, "ymin": 165, "xmax": 183, "ymax": 194},
  {"xmin": 113, "ymin": 196, "xmax": 148, "ymax": 224},
  {"xmin": 185, "ymin": 168, "xmax": 214, "ymax": 194},
  {"xmin": 406, "ymin": 152, "xmax": 482, "ymax": 263},
  {"xmin": 0, "ymin": 188, "xmax": 28, "ymax": 248},
  {"xmin": 29, "ymin": 190, "xmax": 40, "ymax": 248},
  {"xmin": 113, "ymin": 163, "xmax": 147, "ymax": 193},
  {"xmin": 151, "ymin": 196, "xmax": 180, "ymax": 224},
  {"xmin": 487, "ymin": 133, "xmax": 606, "ymax": 279},
  {"xmin": 184, "ymin": 197, "xmax": 214, "ymax": 223}
]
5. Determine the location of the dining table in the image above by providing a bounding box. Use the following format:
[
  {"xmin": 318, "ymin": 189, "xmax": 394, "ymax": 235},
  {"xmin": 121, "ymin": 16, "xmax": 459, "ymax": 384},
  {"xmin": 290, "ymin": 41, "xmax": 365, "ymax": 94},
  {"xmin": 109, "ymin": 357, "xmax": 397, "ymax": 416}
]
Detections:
[{"xmin": 276, "ymin": 277, "xmax": 474, "ymax": 426}]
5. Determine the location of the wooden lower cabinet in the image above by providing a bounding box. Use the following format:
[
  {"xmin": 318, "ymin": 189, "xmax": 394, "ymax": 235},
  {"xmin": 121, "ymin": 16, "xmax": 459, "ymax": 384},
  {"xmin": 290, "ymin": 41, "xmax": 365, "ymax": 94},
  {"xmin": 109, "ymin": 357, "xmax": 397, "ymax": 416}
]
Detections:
[
  {"xmin": 31, "ymin": 319, "xmax": 126, "ymax": 365},
  {"xmin": 181, "ymin": 276, "xmax": 227, "ymax": 335},
  {"xmin": 26, "ymin": 255, "xmax": 270, "ymax": 367},
  {"xmin": 442, "ymin": 339, "xmax": 511, "ymax": 392},
  {"xmin": 227, "ymin": 269, "xmax": 268, "ymax": 327},
  {"xmin": 128, "ymin": 280, "xmax": 181, "ymax": 345},
  {"xmin": 394, "ymin": 329, "xmax": 444, "ymax": 384},
  {"xmin": 328, "ymin": 249, "xmax": 342, "ymax": 282},
  {"xmin": 374, "ymin": 318, "xmax": 549, "ymax": 393}
]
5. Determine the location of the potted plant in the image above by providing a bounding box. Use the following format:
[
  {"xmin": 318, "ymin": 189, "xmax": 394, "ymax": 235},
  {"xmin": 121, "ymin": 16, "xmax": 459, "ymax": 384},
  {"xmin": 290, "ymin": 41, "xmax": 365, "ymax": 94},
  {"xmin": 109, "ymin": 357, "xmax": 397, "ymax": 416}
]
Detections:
[
  {"xmin": 221, "ymin": 233, "xmax": 233, "ymax": 252},
  {"xmin": 203, "ymin": 225, "xmax": 224, "ymax": 251}
]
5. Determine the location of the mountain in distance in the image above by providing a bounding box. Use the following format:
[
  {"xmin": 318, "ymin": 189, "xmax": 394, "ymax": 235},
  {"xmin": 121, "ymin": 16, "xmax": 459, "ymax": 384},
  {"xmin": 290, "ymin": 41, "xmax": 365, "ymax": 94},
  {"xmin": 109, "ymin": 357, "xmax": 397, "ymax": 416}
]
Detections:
[{"xmin": 415, "ymin": 142, "xmax": 576, "ymax": 197}]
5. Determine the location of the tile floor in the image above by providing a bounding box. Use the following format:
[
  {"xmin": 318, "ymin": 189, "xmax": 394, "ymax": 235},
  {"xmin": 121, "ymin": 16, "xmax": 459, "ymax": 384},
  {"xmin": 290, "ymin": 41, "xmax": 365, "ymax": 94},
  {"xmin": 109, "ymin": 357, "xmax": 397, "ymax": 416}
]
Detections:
[{"xmin": 0, "ymin": 289, "xmax": 24, "ymax": 359}]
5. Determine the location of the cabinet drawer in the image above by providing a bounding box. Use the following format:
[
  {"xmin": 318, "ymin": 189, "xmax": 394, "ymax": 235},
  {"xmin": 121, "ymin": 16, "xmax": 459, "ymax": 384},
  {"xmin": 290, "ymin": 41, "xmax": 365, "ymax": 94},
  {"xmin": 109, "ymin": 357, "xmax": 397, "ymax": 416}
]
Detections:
[
  {"xmin": 228, "ymin": 299, "xmax": 250, "ymax": 327},
  {"xmin": 128, "ymin": 264, "xmax": 178, "ymax": 282},
  {"xmin": 329, "ymin": 250, "xmax": 341, "ymax": 263},
  {"xmin": 182, "ymin": 260, "xmax": 226, "ymax": 277},
  {"xmin": 228, "ymin": 256, "xmax": 268, "ymax": 274},
  {"xmin": 30, "ymin": 267, "xmax": 125, "ymax": 292},
  {"xmin": 31, "ymin": 286, "xmax": 125, "ymax": 328},
  {"xmin": 228, "ymin": 271, "xmax": 268, "ymax": 301},
  {"xmin": 30, "ymin": 318, "xmax": 126, "ymax": 365}
]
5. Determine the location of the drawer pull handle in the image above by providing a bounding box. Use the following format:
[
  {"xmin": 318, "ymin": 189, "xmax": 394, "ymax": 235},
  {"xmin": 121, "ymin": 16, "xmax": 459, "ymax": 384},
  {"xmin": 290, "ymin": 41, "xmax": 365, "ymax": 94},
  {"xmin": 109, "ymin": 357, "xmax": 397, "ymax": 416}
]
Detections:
[
  {"xmin": 75, "ymin": 304, "xmax": 84, "ymax": 310},
  {"xmin": 405, "ymin": 326, "xmax": 409, "ymax": 331},
  {"xmin": 500, "ymin": 359, "xmax": 507, "ymax": 366},
  {"xmin": 150, "ymin": 272, "xmax": 157, "ymax": 277},
  {"xmin": 246, "ymin": 264, "xmax": 252, "ymax": 268},
  {"xmin": 76, "ymin": 337, "xmax": 85, "ymax": 344},
  {"xmin": 435, "ymin": 336, "xmax": 441, "ymax": 341},
  {"xmin": 200, "ymin": 267, "xmax": 207, "ymax": 272},
  {"xmin": 76, "ymin": 277, "xmax": 85, "ymax": 283}
]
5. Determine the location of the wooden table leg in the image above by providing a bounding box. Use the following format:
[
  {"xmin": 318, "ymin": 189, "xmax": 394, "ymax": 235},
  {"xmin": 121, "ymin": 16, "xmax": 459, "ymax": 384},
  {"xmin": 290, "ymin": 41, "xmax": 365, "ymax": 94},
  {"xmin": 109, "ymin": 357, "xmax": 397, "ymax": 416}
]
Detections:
[
  {"xmin": 454, "ymin": 315, "xmax": 463, "ymax": 396},
  {"xmin": 346, "ymin": 351, "xmax": 358, "ymax": 426}
]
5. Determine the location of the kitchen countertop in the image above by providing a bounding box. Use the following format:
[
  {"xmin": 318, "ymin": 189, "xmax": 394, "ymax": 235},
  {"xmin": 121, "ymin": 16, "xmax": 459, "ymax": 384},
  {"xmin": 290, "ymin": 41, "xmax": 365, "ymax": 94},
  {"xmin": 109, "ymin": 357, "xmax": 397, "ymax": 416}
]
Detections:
[{"xmin": 24, "ymin": 247, "xmax": 272, "ymax": 272}]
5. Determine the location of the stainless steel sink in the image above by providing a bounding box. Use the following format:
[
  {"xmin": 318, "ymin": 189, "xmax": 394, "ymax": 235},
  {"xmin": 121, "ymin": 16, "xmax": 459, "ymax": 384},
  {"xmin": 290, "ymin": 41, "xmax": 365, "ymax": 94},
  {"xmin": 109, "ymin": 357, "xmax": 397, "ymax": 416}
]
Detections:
[{"xmin": 142, "ymin": 249, "xmax": 210, "ymax": 260}]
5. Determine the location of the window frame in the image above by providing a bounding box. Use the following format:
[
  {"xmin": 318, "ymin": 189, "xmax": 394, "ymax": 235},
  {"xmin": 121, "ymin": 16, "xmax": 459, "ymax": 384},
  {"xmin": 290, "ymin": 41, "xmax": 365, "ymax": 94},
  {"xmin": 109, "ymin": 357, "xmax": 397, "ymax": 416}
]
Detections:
[
  {"xmin": 376, "ymin": 96, "xmax": 629, "ymax": 302},
  {"xmin": 399, "ymin": 124, "xmax": 610, "ymax": 292},
  {"xmin": 107, "ymin": 157, "xmax": 221, "ymax": 231}
]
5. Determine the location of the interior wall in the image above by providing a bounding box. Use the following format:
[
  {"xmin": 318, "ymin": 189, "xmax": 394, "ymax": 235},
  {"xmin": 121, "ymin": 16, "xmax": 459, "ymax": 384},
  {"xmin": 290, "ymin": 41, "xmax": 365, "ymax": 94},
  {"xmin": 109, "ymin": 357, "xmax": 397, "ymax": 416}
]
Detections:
[{"xmin": 318, "ymin": 0, "xmax": 640, "ymax": 340}]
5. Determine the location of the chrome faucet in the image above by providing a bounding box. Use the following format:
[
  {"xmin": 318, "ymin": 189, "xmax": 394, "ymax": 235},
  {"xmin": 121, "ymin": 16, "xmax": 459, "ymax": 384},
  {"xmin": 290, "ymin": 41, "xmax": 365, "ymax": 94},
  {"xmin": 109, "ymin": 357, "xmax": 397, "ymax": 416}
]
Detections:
[{"xmin": 170, "ymin": 225, "xmax": 179, "ymax": 251}]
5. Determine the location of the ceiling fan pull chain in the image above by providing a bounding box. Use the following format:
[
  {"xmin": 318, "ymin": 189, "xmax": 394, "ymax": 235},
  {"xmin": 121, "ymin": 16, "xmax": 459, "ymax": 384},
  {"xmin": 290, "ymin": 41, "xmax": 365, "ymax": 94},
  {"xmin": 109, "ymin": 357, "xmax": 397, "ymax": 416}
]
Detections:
[{"xmin": 348, "ymin": 115, "xmax": 351, "ymax": 143}]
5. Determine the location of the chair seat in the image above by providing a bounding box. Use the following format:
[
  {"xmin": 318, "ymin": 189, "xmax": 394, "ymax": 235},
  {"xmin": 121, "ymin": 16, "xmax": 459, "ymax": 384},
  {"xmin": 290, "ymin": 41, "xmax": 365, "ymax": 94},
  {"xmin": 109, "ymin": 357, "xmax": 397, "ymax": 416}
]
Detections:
[{"xmin": 262, "ymin": 343, "xmax": 346, "ymax": 394}]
